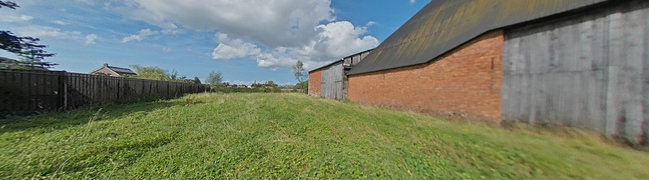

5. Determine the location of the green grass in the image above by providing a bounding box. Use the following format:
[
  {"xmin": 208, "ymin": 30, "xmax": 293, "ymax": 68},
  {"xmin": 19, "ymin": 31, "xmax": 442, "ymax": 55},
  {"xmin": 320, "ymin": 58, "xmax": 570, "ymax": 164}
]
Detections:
[{"xmin": 1, "ymin": 93, "xmax": 648, "ymax": 179}]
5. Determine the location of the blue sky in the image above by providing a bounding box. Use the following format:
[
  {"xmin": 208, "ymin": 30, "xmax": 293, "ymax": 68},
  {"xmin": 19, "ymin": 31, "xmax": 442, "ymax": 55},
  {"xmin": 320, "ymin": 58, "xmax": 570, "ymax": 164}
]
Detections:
[{"xmin": 0, "ymin": 0, "xmax": 428, "ymax": 85}]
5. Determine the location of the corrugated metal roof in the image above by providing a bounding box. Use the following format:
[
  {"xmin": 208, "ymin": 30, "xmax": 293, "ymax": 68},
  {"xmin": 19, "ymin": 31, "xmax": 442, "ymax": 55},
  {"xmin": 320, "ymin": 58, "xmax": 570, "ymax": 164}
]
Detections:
[
  {"xmin": 308, "ymin": 49, "xmax": 374, "ymax": 73},
  {"xmin": 348, "ymin": 0, "xmax": 608, "ymax": 75},
  {"xmin": 309, "ymin": 60, "xmax": 343, "ymax": 73}
]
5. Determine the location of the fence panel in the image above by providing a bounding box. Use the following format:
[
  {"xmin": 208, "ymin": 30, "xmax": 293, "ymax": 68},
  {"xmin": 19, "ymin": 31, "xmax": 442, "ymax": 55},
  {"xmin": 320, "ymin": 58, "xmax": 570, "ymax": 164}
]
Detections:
[
  {"xmin": 1, "ymin": 70, "xmax": 208, "ymax": 117},
  {"xmin": 0, "ymin": 70, "xmax": 64, "ymax": 115}
]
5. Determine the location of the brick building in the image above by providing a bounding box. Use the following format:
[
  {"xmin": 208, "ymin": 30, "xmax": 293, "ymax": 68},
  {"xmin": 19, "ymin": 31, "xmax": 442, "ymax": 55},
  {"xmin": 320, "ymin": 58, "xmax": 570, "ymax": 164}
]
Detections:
[
  {"xmin": 311, "ymin": 0, "xmax": 649, "ymax": 145},
  {"xmin": 349, "ymin": 31, "xmax": 503, "ymax": 121}
]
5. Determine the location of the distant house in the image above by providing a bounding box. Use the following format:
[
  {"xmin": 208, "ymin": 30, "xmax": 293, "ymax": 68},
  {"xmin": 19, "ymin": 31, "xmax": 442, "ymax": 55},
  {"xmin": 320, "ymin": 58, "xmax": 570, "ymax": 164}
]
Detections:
[
  {"xmin": 91, "ymin": 64, "xmax": 137, "ymax": 77},
  {"xmin": 0, "ymin": 57, "xmax": 49, "ymax": 71},
  {"xmin": 0, "ymin": 57, "xmax": 18, "ymax": 69}
]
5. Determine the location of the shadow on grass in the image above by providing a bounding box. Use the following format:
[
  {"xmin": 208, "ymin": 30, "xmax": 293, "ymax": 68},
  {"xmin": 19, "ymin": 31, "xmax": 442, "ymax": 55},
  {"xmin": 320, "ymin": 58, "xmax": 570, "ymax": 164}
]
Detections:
[{"xmin": 0, "ymin": 100, "xmax": 185, "ymax": 134}]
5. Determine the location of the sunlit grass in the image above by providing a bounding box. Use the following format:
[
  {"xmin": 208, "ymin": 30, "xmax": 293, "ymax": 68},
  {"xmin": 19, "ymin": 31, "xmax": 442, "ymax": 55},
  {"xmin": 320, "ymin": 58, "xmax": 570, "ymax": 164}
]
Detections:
[{"xmin": 1, "ymin": 93, "xmax": 648, "ymax": 179}]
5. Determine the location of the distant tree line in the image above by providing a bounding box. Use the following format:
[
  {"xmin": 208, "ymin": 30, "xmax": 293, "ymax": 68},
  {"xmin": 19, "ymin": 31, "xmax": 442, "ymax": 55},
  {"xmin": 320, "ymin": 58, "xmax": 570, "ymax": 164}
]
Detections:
[
  {"xmin": 209, "ymin": 81, "xmax": 281, "ymax": 93},
  {"xmin": 125, "ymin": 62, "xmax": 308, "ymax": 93},
  {"xmin": 207, "ymin": 79, "xmax": 304, "ymax": 94},
  {"xmin": 128, "ymin": 65, "xmax": 201, "ymax": 84},
  {"xmin": 204, "ymin": 60, "xmax": 309, "ymax": 94}
]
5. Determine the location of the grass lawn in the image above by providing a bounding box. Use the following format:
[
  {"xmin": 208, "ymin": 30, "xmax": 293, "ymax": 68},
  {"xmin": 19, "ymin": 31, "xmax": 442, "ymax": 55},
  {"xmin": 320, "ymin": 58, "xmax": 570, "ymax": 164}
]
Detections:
[{"xmin": 1, "ymin": 93, "xmax": 648, "ymax": 179}]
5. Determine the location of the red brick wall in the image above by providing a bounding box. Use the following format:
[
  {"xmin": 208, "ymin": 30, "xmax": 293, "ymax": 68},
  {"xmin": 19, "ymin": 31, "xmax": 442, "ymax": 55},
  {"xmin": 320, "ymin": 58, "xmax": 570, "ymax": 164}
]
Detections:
[
  {"xmin": 308, "ymin": 70, "xmax": 322, "ymax": 97},
  {"xmin": 348, "ymin": 30, "xmax": 504, "ymax": 122}
]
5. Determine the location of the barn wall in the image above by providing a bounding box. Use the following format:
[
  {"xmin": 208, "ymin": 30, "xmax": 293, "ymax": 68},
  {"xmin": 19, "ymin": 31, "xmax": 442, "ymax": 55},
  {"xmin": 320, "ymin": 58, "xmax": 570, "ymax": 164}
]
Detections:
[
  {"xmin": 348, "ymin": 31, "xmax": 504, "ymax": 121},
  {"xmin": 502, "ymin": 0, "xmax": 649, "ymax": 145},
  {"xmin": 321, "ymin": 62, "xmax": 344, "ymax": 100},
  {"xmin": 308, "ymin": 70, "xmax": 322, "ymax": 97},
  {"xmin": 342, "ymin": 50, "xmax": 373, "ymax": 99}
]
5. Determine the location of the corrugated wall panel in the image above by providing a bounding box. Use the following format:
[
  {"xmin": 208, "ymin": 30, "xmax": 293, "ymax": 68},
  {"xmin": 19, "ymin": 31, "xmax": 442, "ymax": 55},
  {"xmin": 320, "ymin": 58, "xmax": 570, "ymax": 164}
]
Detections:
[
  {"xmin": 503, "ymin": 0, "xmax": 649, "ymax": 145},
  {"xmin": 321, "ymin": 62, "xmax": 344, "ymax": 100}
]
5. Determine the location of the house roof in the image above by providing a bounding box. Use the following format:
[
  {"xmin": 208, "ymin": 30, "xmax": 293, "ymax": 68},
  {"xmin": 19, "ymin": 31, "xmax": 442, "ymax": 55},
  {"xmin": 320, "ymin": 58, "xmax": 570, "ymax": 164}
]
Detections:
[
  {"xmin": 348, "ymin": 0, "xmax": 609, "ymax": 75},
  {"xmin": 0, "ymin": 57, "xmax": 18, "ymax": 63},
  {"xmin": 0, "ymin": 57, "xmax": 49, "ymax": 71},
  {"xmin": 107, "ymin": 65, "xmax": 137, "ymax": 75},
  {"xmin": 94, "ymin": 64, "xmax": 137, "ymax": 75}
]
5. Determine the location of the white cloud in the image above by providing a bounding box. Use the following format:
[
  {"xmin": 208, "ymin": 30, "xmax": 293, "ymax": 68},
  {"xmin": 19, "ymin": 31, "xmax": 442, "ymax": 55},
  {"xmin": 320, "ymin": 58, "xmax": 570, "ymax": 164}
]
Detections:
[
  {"xmin": 0, "ymin": 14, "xmax": 33, "ymax": 22},
  {"xmin": 11, "ymin": 25, "xmax": 67, "ymax": 39},
  {"xmin": 98, "ymin": 0, "xmax": 378, "ymax": 70},
  {"xmin": 313, "ymin": 21, "xmax": 379, "ymax": 59},
  {"xmin": 410, "ymin": 0, "xmax": 416, "ymax": 5},
  {"xmin": 121, "ymin": 28, "xmax": 158, "ymax": 43},
  {"xmin": 75, "ymin": 0, "xmax": 94, "ymax": 4},
  {"xmin": 255, "ymin": 47, "xmax": 300, "ymax": 70},
  {"xmin": 162, "ymin": 47, "xmax": 172, "ymax": 53},
  {"xmin": 209, "ymin": 21, "xmax": 378, "ymax": 70},
  {"xmin": 121, "ymin": 28, "xmax": 179, "ymax": 43},
  {"xmin": 252, "ymin": 21, "xmax": 378, "ymax": 70},
  {"xmin": 113, "ymin": 0, "xmax": 333, "ymax": 47},
  {"xmin": 161, "ymin": 28, "xmax": 180, "ymax": 35},
  {"xmin": 51, "ymin": 20, "xmax": 71, "ymax": 26},
  {"xmin": 9, "ymin": 25, "xmax": 99, "ymax": 46},
  {"xmin": 211, "ymin": 33, "xmax": 261, "ymax": 60},
  {"xmin": 85, "ymin": 34, "xmax": 99, "ymax": 45}
]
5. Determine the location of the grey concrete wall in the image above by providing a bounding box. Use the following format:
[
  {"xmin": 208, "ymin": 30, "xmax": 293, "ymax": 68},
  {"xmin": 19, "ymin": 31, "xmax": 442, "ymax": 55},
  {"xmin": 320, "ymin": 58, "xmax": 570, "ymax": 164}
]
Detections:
[
  {"xmin": 321, "ymin": 62, "xmax": 344, "ymax": 100},
  {"xmin": 503, "ymin": 0, "xmax": 649, "ymax": 145}
]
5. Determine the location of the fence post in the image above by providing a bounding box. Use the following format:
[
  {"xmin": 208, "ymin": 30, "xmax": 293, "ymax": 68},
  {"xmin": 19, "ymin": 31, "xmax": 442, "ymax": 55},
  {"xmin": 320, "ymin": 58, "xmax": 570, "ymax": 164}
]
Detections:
[
  {"xmin": 116, "ymin": 78, "xmax": 121, "ymax": 101},
  {"xmin": 61, "ymin": 71, "xmax": 68, "ymax": 111},
  {"xmin": 26, "ymin": 71, "xmax": 31, "ymax": 112}
]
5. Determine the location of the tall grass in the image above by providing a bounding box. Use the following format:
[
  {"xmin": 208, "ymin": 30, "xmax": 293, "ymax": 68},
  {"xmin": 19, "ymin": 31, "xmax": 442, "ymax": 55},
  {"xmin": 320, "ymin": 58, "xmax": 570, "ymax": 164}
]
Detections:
[{"xmin": 1, "ymin": 93, "xmax": 648, "ymax": 179}]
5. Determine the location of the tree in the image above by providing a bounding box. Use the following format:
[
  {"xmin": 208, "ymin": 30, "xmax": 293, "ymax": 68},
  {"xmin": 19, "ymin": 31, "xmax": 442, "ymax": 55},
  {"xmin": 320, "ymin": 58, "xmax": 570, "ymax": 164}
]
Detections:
[
  {"xmin": 16, "ymin": 37, "xmax": 56, "ymax": 69},
  {"xmin": 296, "ymin": 81, "xmax": 308, "ymax": 91},
  {"xmin": 1, "ymin": 1, "xmax": 56, "ymax": 70},
  {"xmin": 206, "ymin": 71, "xmax": 223, "ymax": 85},
  {"xmin": 192, "ymin": 77, "xmax": 202, "ymax": 84},
  {"xmin": 0, "ymin": 1, "xmax": 18, "ymax": 9},
  {"xmin": 129, "ymin": 65, "xmax": 170, "ymax": 80},
  {"xmin": 168, "ymin": 70, "xmax": 190, "ymax": 82},
  {"xmin": 128, "ymin": 65, "xmax": 197, "ymax": 83},
  {"xmin": 292, "ymin": 61, "xmax": 308, "ymax": 92},
  {"xmin": 266, "ymin": 81, "xmax": 277, "ymax": 88},
  {"xmin": 0, "ymin": 31, "xmax": 21, "ymax": 53}
]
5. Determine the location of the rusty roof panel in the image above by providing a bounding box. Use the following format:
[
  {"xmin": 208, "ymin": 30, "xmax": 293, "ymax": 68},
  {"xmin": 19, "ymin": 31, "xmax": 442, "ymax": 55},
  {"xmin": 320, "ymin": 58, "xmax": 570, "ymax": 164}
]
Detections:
[{"xmin": 348, "ymin": 0, "xmax": 608, "ymax": 75}]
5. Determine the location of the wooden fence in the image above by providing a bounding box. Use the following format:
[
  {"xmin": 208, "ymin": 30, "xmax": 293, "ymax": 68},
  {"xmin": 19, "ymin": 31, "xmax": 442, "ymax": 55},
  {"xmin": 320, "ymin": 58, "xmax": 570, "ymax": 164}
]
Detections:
[
  {"xmin": 0, "ymin": 69, "xmax": 209, "ymax": 117},
  {"xmin": 321, "ymin": 61, "xmax": 344, "ymax": 100}
]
